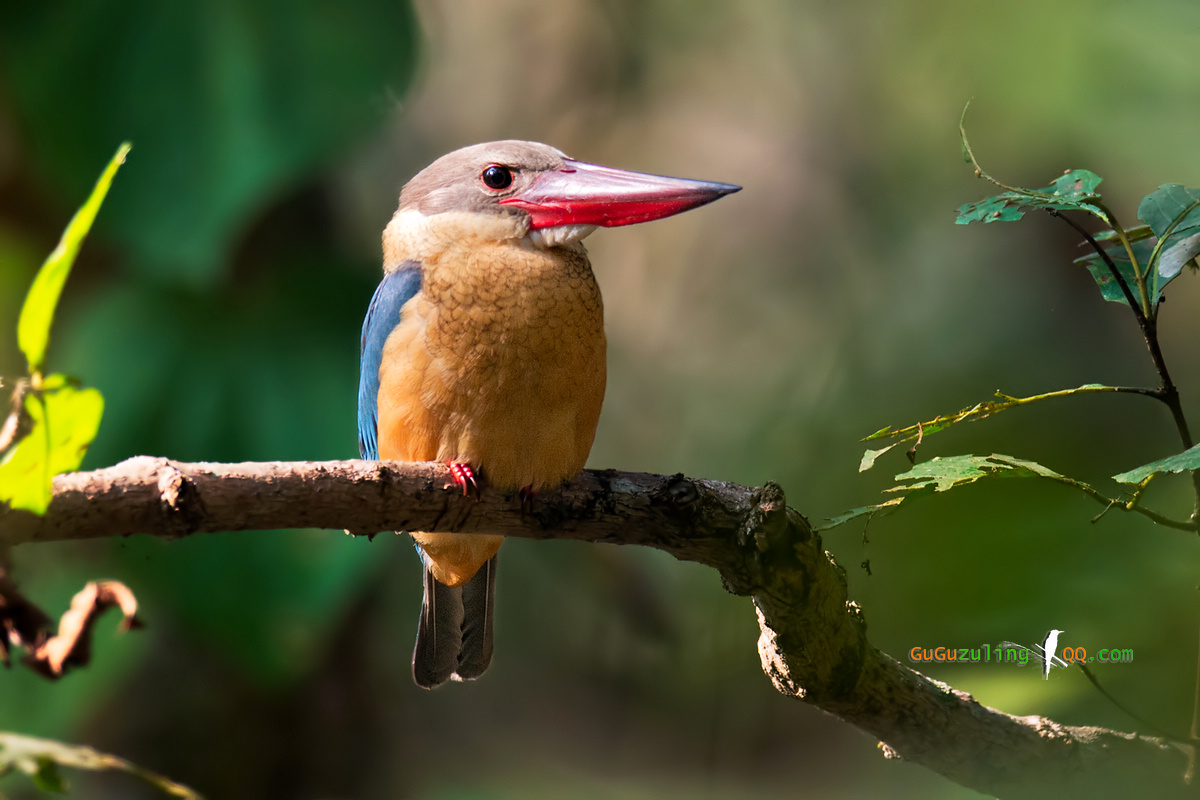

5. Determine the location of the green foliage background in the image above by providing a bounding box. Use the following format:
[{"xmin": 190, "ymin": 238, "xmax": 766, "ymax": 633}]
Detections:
[{"xmin": 3, "ymin": 1, "xmax": 1200, "ymax": 797}]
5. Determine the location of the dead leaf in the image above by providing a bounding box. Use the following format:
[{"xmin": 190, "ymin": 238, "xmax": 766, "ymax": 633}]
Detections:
[{"xmin": 28, "ymin": 581, "xmax": 141, "ymax": 678}]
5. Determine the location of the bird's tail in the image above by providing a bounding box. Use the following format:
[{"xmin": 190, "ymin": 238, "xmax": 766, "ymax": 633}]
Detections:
[{"xmin": 412, "ymin": 554, "xmax": 496, "ymax": 688}]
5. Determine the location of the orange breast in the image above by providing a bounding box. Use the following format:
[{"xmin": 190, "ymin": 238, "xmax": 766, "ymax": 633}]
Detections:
[{"xmin": 375, "ymin": 237, "xmax": 606, "ymax": 585}]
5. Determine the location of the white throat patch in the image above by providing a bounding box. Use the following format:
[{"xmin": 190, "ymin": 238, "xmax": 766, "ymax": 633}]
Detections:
[{"xmin": 527, "ymin": 224, "xmax": 598, "ymax": 250}]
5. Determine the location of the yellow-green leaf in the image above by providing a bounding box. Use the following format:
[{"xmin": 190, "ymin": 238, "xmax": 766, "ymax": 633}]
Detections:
[
  {"xmin": 0, "ymin": 376, "xmax": 103, "ymax": 514},
  {"xmin": 859, "ymin": 443, "xmax": 898, "ymax": 472},
  {"xmin": 17, "ymin": 142, "xmax": 130, "ymax": 374}
]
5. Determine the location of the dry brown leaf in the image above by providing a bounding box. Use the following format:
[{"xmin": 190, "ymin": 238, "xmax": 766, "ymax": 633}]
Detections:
[{"xmin": 28, "ymin": 580, "xmax": 141, "ymax": 678}]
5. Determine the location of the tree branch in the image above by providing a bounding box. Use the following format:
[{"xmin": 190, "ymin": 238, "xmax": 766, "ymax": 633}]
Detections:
[{"xmin": 1, "ymin": 456, "xmax": 1191, "ymax": 797}]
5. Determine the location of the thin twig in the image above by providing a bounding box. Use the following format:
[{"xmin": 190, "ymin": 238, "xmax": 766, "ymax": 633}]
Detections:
[
  {"xmin": 1046, "ymin": 208, "xmax": 1145, "ymax": 326},
  {"xmin": 866, "ymin": 383, "xmax": 1165, "ymax": 447},
  {"xmin": 1029, "ymin": 466, "xmax": 1196, "ymax": 532}
]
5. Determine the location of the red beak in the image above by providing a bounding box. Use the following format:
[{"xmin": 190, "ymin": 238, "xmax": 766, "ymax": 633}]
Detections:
[{"xmin": 499, "ymin": 158, "xmax": 740, "ymax": 230}]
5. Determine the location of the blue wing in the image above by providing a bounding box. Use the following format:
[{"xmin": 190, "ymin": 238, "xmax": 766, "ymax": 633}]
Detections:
[{"xmin": 358, "ymin": 261, "xmax": 422, "ymax": 460}]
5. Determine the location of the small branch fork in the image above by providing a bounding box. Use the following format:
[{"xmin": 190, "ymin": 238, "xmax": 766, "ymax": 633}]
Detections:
[
  {"xmin": 1045, "ymin": 208, "xmax": 1200, "ymax": 521},
  {"xmin": 0, "ymin": 456, "xmax": 1192, "ymax": 798}
]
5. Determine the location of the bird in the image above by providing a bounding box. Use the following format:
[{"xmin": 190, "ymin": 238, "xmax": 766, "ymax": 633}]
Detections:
[
  {"xmin": 1040, "ymin": 629, "xmax": 1064, "ymax": 680},
  {"xmin": 357, "ymin": 140, "xmax": 739, "ymax": 688}
]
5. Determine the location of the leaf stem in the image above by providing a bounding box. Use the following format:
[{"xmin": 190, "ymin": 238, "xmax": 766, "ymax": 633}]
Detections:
[{"xmin": 1090, "ymin": 201, "xmax": 1151, "ymax": 314}]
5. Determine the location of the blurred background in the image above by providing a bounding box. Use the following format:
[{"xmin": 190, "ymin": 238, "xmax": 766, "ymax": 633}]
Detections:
[{"xmin": 3, "ymin": 0, "xmax": 1200, "ymax": 797}]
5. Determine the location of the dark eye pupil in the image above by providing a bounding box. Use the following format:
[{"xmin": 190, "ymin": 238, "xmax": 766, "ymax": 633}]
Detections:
[{"xmin": 482, "ymin": 165, "xmax": 513, "ymax": 190}]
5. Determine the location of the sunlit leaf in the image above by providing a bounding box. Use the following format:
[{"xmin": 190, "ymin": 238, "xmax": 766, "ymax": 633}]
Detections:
[
  {"xmin": 825, "ymin": 454, "xmax": 1089, "ymax": 531},
  {"xmin": 893, "ymin": 453, "xmax": 1071, "ymax": 492},
  {"xmin": 862, "ymin": 384, "xmax": 1122, "ymax": 450},
  {"xmin": 956, "ymin": 169, "xmax": 1104, "ymax": 225},
  {"xmin": 862, "ymin": 404, "xmax": 988, "ymax": 444},
  {"xmin": 17, "ymin": 143, "xmax": 129, "ymax": 374},
  {"xmin": 0, "ymin": 375, "xmax": 103, "ymax": 514},
  {"xmin": 1112, "ymin": 443, "xmax": 1200, "ymax": 485},
  {"xmin": 862, "ymin": 425, "xmax": 894, "ymax": 441},
  {"xmin": 816, "ymin": 496, "xmax": 907, "ymax": 531},
  {"xmin": 0, "ymin": 731, "xmax": 202, "ymax": 799},
  {"xmin": 859, "ymin": 443, "xmax": 898, "ymax": 472}
]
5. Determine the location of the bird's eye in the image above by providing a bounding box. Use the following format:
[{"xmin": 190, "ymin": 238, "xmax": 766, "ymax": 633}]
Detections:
[{"xmin": 481, "ymin": 165, "xmax": 513, "ymax": 190}]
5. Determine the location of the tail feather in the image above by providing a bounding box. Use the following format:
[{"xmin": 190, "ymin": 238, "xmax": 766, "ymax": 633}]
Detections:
[
  {"xmin": 411, "ymin": 553, "xmax": 498, "ymax": 688},
  {"xmin": 412, "ymin": 565, "xmax": 463, "ymax": 689},
  {"xmin": 456, "ymin": 554, "xmax": 497, "ymax": 680}
]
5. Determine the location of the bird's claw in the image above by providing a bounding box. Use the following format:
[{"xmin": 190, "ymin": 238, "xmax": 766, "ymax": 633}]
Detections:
[{"xmin": 448, "ymin": 461, "xmax": 480, "ymax": 500}]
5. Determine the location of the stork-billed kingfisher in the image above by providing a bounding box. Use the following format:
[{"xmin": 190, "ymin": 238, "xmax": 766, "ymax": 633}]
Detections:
[{"xmin": 357, "ymin": 141, "xmax": 739, "ymax": 688}]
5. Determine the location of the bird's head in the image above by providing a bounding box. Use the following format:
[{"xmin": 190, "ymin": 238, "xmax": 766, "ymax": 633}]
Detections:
[{"xmin": 387, "ymin": 140, "xmax": 740, "ymax": 257}]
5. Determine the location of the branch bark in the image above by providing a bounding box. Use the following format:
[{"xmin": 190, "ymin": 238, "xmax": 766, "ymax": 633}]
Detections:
[{"xmin": 1, "ymin": 456, "xmax": 1191, "ymax": 797}]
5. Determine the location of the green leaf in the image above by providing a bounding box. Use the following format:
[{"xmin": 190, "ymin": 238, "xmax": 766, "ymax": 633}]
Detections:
[
  {"xmin": 17, "ymin": 143, "xmax": 129, "ymax": 374},
  {"xmin": 955, "ymin": 196, "xmax": 1025, "ymax": 224},
  {"xmin": 1075, "ymin": 237, "xmax": 1160, "ymax": 304},
  {"xmin": 831, "ymin": 453, "xmax": 1068, "ymax": 530},
  {"xmin": 1112, "ymin": 442, "xmax": 1200, "ymax": 485},
  {"xmin": 0, "ymin": 731, "xmax": 203, "ymax": 799},
  {"xmin": 0, "ymin": 375, "xmax": 103, "ymax": 514},
  {"xmin": 893, "ymin": 453, "xmax": 1068, "ymax": 492},
  {"xmin": 1052, "ymin": 168, "xmax": 1103, "ymax": 199},
  {"xmin": 1135, "ymin": 184, "xmax": 1200, "ymax": 294},
  {"xmin": 823, "ymin": 454, "xmax": 1090, "ymax": 531},
  {"xmin": 859, "ymin": 443, "xmax": 898, "ymax": 472},
  {"xmin": 816, "ymin": 496, "xmax": 907, "ymax": 531},
  {"xmin": 1092, "ymin": 224, "xmax": 1153, "ymax": 244},
  {"xmin": 1138, "ymin": 184, "xmax": 1200, "ymax": 240},
  {"xmin": 862, "ymin": 425, "xmax": 894, "ymax": 442},
  {"xmin": 956, "ymin": 169, "xmax": 1104, "ymax": 226}
]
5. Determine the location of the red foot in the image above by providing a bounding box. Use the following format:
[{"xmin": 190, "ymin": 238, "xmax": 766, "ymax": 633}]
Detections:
[
  {"xmin": 448, "ymin": 462, "xmax": 480, "ymax": 500},
  {"xmin": 519, "ymin": 484, "xmax": 536, "ymax": 516}
]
